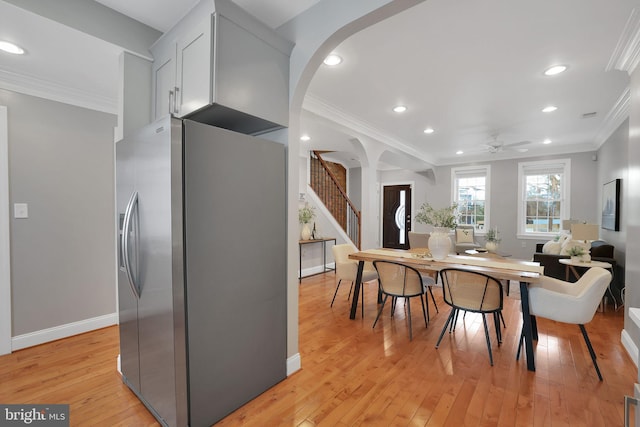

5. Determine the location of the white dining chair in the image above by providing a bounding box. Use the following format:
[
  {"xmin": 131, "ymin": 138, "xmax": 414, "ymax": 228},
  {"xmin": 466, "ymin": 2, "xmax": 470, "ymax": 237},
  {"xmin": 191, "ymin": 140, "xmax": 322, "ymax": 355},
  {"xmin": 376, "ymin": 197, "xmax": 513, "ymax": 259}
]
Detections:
[
  {"xmin": 516, "ymin": 267, "xmax": 611, "ymax": 380},
  {"xmin": 331, "ymin": 244, "xmax": 378, "ymax": 318}
]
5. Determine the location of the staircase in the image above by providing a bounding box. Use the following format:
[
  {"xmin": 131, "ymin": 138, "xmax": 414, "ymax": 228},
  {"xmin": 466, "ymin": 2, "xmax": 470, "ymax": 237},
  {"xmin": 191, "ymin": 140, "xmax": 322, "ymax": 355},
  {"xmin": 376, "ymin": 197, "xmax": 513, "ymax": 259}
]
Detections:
[{"xmin": 310, "ymin": 151, "xmax": 361, "ymax": 249}]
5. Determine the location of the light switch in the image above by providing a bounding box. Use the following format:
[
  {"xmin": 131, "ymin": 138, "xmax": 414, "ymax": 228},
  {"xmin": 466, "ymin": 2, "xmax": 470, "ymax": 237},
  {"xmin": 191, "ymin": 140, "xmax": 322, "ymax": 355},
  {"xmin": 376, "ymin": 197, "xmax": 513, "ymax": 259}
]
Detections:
[{"xmin": 14, "ymin": 203, "xmax": 28, "ymax": 219}]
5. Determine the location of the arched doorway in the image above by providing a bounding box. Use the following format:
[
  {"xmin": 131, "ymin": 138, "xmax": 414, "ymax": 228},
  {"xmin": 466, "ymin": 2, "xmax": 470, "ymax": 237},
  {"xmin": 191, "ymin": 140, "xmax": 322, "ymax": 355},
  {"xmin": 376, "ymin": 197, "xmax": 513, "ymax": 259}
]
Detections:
[{"xmin": 286, "ymin": 0, "xmax": 426, "ymax": 374}]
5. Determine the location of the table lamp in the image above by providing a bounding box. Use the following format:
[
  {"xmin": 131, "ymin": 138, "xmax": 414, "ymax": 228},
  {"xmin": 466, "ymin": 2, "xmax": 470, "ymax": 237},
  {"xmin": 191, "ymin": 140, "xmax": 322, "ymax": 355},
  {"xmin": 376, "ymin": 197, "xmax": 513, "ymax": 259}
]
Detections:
[
  {"xmin": 562, "ymin": 219, "xmax": 580, "ymax": 232},
  {"xmin": 571, "ymin": 223, "xmax": 599, "ymax": 242},
  {"xmin": 571, "ymin": 223, "xmax": 599, "ymax": 261}
]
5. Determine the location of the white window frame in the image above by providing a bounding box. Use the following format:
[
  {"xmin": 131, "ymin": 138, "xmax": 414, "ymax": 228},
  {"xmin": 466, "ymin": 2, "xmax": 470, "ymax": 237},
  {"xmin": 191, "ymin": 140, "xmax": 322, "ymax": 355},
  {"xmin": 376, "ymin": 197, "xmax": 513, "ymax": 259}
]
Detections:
[
  {"xmin": 451, "ymin": 165, "xmax": 490, "ymax": 234},
  {"xmin": 517, "ymin": 159, "xmax": 571, "ymax": 239}
]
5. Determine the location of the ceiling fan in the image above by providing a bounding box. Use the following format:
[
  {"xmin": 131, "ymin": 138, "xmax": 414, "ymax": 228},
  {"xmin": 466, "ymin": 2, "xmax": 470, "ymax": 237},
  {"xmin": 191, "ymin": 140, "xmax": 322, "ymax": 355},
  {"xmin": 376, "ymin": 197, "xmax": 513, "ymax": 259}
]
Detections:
[{"xmin": 482, "ymin": 134, "xmax": 531, "ymax": 154}]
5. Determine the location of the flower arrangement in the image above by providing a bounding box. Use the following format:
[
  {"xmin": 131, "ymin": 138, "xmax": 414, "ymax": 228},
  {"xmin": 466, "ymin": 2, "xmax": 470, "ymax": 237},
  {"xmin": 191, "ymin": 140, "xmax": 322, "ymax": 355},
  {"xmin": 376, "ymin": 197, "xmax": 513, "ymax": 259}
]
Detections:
[
  {"xmin": 415, "ymin": 202, "xmax": 458, "ymax": 229},
  {"xmin": 298, "ymin": 204, "xmax": 315, "ymax": 224},
  {"xmin": 567, "ymin": 246, "xmax": 586, "ymax": 257},
  {"xmin": 485, "ymin": 227, "xmax": 502, "ymax": 243}
]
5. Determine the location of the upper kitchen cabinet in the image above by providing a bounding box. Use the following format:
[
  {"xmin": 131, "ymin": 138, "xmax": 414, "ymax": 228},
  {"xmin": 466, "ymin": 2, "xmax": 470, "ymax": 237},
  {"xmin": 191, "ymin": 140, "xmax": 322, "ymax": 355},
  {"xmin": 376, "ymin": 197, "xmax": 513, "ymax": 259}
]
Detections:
[{"xmin": 151, "ymin": 0, "xmax": 293, "ymax": 134}]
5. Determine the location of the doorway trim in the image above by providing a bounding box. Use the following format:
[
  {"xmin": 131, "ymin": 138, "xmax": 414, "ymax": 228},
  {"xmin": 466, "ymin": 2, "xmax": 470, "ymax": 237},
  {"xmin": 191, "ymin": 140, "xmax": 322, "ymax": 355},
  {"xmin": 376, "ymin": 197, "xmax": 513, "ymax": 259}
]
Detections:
[{"xmin": 0, "ymin": 106, "xmax": 11, "ymax": 355}]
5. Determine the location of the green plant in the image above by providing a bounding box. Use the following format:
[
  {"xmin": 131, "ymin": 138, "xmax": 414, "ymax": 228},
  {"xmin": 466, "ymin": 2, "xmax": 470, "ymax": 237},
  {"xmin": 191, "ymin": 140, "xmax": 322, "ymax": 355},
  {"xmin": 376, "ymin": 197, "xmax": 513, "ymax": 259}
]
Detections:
[
  {"xmin": 485, "ymin": 227, "xmax": 501, "ymax": 243},
  {"xmin": 415, "ymin": 202, "xmax": 458, "ymax": 229},
  {"xmin": 298, "ymin": 204, "xmax": 315, "ymax": 224},
  {"xmin": 567, "ymin": 246, "xmax": 586, "ymax": 257}
]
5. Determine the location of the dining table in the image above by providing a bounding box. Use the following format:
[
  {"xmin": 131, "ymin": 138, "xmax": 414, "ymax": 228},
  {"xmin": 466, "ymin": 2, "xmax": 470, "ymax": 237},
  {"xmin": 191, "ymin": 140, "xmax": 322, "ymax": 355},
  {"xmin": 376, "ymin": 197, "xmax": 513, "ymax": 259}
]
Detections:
[{"xmin": 348, "ymin": 248, "xmax": 544, "ymax": 372}]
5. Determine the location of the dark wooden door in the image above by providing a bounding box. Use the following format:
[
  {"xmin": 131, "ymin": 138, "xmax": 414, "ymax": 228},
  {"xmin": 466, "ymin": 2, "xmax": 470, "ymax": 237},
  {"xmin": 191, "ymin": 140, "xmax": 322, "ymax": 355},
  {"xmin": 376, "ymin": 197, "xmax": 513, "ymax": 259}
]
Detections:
[{"xmin": 382, "ymin": 185, "xmax": 411, "ymax": 249}]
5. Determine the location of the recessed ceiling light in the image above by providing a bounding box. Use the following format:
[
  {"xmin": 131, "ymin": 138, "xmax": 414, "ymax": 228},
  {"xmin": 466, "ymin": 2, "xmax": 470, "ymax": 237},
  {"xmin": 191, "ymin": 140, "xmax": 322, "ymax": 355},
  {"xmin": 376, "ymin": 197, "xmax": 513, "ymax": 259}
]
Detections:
[
  {"xmin": 542, "ymin": 105, "xmax": 558, "ymax": 113},
  {"xmin": 423, "ymin": 127, "xmax": 435, "ymax": 134},
  {"xmin": 0, "ymin": 40, "xmax": 24, "ymax": 55},
  {"xmin": 456, "ymin": 150, "xmax": 464, "ymax": 155},
  {"xmin": 543, "ymin": 138, "xmax": 552, "ymax": 144},
  {"xmin": 323, "ymin": 54, "xmax": 342, "ymax": 66},
  {"xmin": 300, "ymin": 135, "xmax": 311, "ymax": 142},
  {"xmin": 393, "ymin": 105, "xmax": 407, "ymax": 113},
  {"xmin": 544, "ymin": 65, "xmax": 567, "ymax": 76}
]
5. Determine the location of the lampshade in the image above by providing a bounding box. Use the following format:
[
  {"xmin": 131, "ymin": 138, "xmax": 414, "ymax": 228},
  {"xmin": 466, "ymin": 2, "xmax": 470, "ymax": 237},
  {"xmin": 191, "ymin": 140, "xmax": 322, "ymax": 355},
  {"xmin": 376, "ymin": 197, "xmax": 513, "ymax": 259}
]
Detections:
[
  {"xmin": 562, "ymin": 219, "xmax": 580, "ymax": 231},
  {"xmin": 571, "ymin": 223, "xmax": 599, "ymax": 241}
]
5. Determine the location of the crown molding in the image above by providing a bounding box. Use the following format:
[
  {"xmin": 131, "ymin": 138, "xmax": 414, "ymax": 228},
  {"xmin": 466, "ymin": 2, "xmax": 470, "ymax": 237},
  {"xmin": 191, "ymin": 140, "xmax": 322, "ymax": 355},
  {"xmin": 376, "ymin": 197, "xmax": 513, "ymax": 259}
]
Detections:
[
  {"xmin": 607, "ymin": 8, "xmax": 640, "ymax": 74},
  {"xmin": 303, "ymin": 93, "xmax": 437, "ymax": 165},
  {"xmin": 0, "ymin": 69, "xmax": 117, "ymax": 115},
  {"xmin": 594, "ymin": 87, "xmax": 630, "ymax": 148}
]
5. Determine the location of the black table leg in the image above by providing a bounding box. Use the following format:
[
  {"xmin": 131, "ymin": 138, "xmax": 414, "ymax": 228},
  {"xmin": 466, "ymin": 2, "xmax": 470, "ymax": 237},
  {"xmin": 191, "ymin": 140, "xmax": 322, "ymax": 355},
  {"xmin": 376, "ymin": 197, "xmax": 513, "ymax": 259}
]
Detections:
[
  {"xmin": 519, "ymin": 280, "xmax": 536, "ymax": 371},
  {"xmin": 349, "ymin": 261, "xmax": 365, "ymax": 319}
]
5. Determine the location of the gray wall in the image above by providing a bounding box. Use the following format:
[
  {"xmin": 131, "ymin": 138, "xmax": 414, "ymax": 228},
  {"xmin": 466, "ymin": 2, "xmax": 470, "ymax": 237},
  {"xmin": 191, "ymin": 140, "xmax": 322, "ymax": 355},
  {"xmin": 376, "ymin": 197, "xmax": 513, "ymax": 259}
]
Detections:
[
  {"xmin": 348, "ymin": 167, "xmax": 362, "ymax": 210},
  {"xmin": 381, "ymin": 151, "xmax": 598, "ymax": 260},
  {"xmin": 597, "ymin": 119, "xmax": 628, "ymax": 276},
  {"xmin": 625, "ymin": 69, "xmax": 640, "ymax": 349},
  {"xmin": 1, "ymin": 89, "xmax": 117, "ymax": 335}
]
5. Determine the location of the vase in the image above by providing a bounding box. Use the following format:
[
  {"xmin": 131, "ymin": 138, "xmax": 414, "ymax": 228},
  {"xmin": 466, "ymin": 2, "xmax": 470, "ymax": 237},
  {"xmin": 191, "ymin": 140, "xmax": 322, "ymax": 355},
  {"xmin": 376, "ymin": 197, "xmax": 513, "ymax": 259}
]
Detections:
[
  {"xmin": 300, "ymin": 223, "xmax": 312, "ymax": 240},
  {"xmin": 428, "ymin": 227, "xmax": 451, "ymax": 260},
  {"xmin": 485, "ymin": 241, "xmax": 499, "ymax": 253}
]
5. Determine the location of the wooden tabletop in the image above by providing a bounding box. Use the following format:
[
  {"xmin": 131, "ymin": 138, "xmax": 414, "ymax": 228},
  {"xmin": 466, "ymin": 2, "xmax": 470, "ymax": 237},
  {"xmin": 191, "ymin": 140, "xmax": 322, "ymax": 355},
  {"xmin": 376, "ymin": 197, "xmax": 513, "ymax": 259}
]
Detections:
[{"xmin": 349, "ymin": 248, "xmax": 542, "ymax": 283}]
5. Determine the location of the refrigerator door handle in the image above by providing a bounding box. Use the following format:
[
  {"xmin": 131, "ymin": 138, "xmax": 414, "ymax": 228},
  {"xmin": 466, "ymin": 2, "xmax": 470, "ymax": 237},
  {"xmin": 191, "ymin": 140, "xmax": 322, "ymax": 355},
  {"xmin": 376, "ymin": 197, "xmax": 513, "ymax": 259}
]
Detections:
[{"xmin": 122, "ymin": 191, "xmax": 140, "ymax": 299}]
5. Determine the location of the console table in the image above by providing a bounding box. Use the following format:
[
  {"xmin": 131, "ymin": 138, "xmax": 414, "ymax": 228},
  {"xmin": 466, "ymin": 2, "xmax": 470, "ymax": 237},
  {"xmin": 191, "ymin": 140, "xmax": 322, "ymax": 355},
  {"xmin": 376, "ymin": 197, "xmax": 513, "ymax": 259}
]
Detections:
[{"xmin": 299, "ymin": 238, "xmax": 336, "ymax": 282}]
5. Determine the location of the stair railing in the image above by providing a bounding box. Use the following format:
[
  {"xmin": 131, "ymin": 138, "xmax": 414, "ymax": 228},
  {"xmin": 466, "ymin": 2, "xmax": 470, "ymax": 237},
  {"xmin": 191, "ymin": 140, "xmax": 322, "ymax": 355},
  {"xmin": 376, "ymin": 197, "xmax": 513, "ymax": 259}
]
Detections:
[{"xmin": 310, "ymin": 151, "xmax": 361, "ymax": 249}]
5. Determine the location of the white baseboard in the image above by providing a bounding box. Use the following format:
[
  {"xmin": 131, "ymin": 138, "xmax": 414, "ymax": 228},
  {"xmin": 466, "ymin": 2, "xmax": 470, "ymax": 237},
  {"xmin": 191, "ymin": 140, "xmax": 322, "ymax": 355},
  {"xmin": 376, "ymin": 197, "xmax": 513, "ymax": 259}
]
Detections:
[
  {"xmin": 622, "ymin": 328, "xmax": 639, "ymax": 369},
  {"xmin": 12, "ymin": 312, "xmax": 118, "ymax": 351},
  {"xmin": 300, "ymin": 263, "xmax": 335, "ymax": 279},
  {"xmin": 286, "ymin": 353, "xmax": 301, "ymax": 376}
]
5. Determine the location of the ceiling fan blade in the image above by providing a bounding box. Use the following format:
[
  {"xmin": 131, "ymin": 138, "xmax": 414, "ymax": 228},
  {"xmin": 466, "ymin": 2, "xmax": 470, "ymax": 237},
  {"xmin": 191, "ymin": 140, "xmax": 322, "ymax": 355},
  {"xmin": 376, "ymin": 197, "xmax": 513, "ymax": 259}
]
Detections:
[{"xmin": 506, "ymin": 140, "xmax": 531, "ymax": 147}]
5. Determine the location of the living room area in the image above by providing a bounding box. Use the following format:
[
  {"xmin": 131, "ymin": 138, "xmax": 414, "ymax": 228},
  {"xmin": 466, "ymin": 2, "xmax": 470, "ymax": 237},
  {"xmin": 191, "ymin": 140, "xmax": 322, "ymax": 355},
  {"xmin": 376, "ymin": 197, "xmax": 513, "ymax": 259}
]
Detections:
[{"xmin": 300, "ymin": 116, "xmax": 628, "ymax": 292}]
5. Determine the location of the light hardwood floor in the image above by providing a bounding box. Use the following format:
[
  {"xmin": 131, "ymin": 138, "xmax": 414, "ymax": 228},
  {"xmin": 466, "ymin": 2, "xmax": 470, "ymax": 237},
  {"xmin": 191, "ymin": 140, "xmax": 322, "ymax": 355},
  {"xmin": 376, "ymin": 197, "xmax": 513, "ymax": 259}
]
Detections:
[{"xmin": 0, "ymin": 272, "xmax": 635, "ymax": 426}]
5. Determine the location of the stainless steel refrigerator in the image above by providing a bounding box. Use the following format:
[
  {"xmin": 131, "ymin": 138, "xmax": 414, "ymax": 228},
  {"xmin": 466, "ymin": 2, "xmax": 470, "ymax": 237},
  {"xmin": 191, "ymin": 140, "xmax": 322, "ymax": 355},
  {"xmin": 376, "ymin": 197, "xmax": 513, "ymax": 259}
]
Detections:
[{"xmin": 116, "ymin": 115, "xmax": 287, "ymax": 427}]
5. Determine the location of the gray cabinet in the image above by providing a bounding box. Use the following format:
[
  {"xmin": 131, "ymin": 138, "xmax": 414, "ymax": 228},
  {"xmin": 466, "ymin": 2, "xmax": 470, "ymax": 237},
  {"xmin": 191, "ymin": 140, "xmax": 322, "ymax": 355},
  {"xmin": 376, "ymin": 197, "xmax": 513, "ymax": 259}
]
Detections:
[{"xmin": 151, "ymin": 0, "xmax": 292, "ymax": 132}]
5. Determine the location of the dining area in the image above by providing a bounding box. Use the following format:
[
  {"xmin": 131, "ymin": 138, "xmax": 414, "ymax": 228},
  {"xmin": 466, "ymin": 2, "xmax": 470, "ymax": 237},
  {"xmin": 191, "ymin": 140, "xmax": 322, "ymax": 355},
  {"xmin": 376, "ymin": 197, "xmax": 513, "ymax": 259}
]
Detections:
[
  {"xmin": 273, "ymin": 253, "xmax": 635, "ymax": 426},
  {"xmin": 343, "ymin": 245, "xmax": 612, "ymax": 378}
]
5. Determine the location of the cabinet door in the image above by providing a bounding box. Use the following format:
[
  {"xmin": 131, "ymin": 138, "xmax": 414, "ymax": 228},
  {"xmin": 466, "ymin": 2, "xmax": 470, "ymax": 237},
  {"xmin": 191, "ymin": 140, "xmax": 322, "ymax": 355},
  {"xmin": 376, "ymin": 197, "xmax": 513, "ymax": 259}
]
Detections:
[
  {"xmin": 175, "ymin": 16, "xmax": 212, "ymax": 117},
  {"xmin": 152, "ymin": 51, "xmax": 176, "ymax": 120}
]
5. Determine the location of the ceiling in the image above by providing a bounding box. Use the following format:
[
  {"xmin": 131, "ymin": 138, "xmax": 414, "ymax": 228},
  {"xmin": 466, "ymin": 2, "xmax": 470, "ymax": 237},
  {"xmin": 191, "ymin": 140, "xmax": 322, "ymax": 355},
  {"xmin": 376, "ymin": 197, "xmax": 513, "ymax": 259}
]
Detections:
[{"xmin": 0, "ymin": 0, "xmax": 637, "ymax": 168}]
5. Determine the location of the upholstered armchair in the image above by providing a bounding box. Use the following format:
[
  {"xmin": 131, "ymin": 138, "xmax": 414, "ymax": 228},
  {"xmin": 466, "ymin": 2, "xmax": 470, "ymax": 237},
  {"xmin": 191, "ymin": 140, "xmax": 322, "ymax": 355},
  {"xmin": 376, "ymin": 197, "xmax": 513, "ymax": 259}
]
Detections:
[
  {"xmin": 454, "ymin": 225, "xmax": 481, "ymax": 254},
  {"xmin": 517, "ymin": 267, "xmax": 612, "ymax": 380}
]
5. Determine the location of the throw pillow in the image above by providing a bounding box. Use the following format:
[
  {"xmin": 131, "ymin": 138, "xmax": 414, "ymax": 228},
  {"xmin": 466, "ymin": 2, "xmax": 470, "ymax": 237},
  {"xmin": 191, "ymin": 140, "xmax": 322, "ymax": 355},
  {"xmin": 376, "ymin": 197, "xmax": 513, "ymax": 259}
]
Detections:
[
  {"xmin": 542, "ymin": 240, "xmax": 561, "ymax": 255},
  {"xmin": 456, "ymin": 228, "xmax": 474, "ymax": 243}
]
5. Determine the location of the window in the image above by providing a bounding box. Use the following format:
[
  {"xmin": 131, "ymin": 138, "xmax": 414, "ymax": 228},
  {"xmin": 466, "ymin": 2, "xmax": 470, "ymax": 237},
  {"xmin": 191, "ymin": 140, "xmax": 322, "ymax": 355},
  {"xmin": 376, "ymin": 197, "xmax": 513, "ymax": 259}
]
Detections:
[
  {"xmin": 517, "ymin": 159, "xmax": 571, "ymax": 237},
  {"xmin": 452, "ymin": 166, "xmax": 490, "ymax": 232}
]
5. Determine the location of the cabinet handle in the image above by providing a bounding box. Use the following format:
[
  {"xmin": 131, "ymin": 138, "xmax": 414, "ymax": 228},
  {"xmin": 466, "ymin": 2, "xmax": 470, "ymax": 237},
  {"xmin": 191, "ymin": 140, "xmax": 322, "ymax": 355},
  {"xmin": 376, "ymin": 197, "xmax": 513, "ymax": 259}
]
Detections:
[
  {"xmin": 168, "ymin": 89, "xmax": 174, "ymax": 115},
  {"xmin": 173, "ymin": 86, "xmax": 180, "ymax": 114}
]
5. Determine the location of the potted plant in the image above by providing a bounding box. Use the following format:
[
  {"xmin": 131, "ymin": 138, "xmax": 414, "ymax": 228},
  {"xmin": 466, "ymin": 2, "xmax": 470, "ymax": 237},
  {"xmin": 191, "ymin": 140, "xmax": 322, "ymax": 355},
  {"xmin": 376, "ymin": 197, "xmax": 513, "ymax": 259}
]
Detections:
[
  {"xmin": 567, "ymin": 245, "xmax": 587, "ymax": 262},
  {"xmin": 298, "ymin": 204, "xmax": 315, "ymax": 240},
  {"xmin": 415, "ymin": 202, "xmax": 458, "ymax": 260},
  {"xmin": 415, "ymin": 202, "xmax": 458, "ymax": 229},
  {"xmin": 485, "ymin": 227, "xmax": 501, "ymax": 253}
]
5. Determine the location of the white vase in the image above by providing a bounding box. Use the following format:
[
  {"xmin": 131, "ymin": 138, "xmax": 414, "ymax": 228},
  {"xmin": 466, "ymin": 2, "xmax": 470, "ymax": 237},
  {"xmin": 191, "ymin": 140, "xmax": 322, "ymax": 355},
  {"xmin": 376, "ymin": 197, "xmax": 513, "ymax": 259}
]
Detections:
[
  {"xmin": 300, "ymin": 223, "xmax": 312, "ymax": 240},
  {"xmin": 428, "ymin": 227, "xmax": 451, "ymax": 260},
  {"xmin": 485, "ymin": 241, "xmax": 499, "ymax": 253}
]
